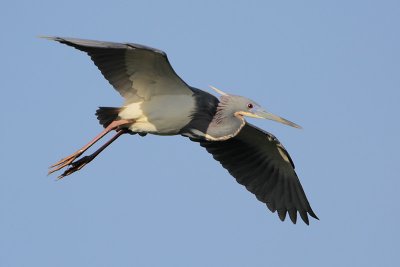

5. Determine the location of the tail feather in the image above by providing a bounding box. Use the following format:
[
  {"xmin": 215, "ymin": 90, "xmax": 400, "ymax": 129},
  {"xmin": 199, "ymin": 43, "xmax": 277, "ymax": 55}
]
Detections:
[{"xmin": 95, "ymin": 107, "xmax": 121, "ymax": 128}]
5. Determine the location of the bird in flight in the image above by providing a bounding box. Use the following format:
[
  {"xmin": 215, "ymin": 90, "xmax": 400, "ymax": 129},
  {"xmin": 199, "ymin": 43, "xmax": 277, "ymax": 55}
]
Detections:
[{"xmin": 44, "ymin": 36, "xmax": 318, "ymax": 224}]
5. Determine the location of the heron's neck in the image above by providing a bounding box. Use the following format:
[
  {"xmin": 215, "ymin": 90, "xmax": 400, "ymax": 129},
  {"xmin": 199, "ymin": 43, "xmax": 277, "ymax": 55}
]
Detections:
[
  {"xmin": 205, "ymin": 113, "xmax": 245, "ymax": 141},
  {"xmin": 179, "ymin": 89, "xmax": 245, "ymax": 141}
]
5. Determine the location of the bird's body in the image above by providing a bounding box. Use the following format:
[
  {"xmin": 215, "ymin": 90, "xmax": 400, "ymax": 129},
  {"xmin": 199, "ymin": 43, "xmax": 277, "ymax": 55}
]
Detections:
[
  {"xmin": 120, "ymin": 93, "xmax": 196, "ymax": 135},
  {"xmin": 44, "ymin": 36, "xmax": 318, "ymax": 224}
]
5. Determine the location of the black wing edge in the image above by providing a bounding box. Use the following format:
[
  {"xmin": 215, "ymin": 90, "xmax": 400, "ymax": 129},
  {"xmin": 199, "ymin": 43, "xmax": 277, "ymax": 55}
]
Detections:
[{"xmin": 190, "ymin": 136, "xmax": 319, "ymax": 225}]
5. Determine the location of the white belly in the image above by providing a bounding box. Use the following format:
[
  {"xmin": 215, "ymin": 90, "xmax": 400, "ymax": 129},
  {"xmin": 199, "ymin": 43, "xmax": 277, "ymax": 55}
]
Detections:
[{"xmin": 118, "ymin": 94, "xmax": 195, "ymax": 135}]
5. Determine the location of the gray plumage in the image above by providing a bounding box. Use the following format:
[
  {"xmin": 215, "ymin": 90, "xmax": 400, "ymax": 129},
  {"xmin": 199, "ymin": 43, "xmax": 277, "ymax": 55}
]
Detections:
[{"xmin": 44, "ymin": 36, "xmax": 318, "ymax": 225}]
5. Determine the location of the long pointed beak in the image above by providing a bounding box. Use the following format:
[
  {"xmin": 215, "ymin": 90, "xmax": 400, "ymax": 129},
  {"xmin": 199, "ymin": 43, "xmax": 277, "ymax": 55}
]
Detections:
[{"xmin": 252, "ymin": 108, "xmax": 302, "ymax": 129}]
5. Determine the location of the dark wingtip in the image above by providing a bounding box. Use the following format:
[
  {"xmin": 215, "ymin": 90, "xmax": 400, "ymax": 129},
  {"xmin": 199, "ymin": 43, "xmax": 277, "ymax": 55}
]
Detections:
[
  {"xmin": 266, "ymin": 202, "xmax": 276, "ymax": 213},
  {"xmin": 39, "ymin": 35, "xmax": 62, "ymax": 42},
  {"xmin": 299, "ymin": 211, "xmax": 310, "ymax": 225},
  {"xmin": 266, "ymin": 203, "xmax": 318, "ymax": 224},
  {"xmin": 308, "ymin": 208, "xmax": 319, "ymax": 220},
  {"xmin": 288, "ymin": 209, "xmax": 298, "ymax": 224},
  {"xmin": 278, "ymin": 210, "xmax": 287, "ymax": 222}
]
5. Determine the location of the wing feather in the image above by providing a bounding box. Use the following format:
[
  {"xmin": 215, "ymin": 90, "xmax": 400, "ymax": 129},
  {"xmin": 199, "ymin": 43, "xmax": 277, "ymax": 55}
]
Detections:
[
  {"xmin": 196, "ymin": 123, "xmax": 318, "ymax": 224},
  {"xmin": 44, "ymin": 36, "xmax": 192, "ymax": 101}
]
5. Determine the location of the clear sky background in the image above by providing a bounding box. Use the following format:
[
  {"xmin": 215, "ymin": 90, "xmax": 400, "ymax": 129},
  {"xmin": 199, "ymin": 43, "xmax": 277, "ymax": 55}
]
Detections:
[{"xmin": 1, "ymin": 0, "xmax": 399, "ymax": 266}]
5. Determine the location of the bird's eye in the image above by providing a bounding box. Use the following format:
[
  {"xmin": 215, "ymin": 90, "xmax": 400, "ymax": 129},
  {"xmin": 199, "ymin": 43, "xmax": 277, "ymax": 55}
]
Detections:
[{"xmin": 247, "ymin": 103, "xmax": 253, "ymax": 109}]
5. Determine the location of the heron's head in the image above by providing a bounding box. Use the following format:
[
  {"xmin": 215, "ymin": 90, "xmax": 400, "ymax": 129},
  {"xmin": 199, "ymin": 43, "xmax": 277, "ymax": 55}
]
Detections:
[{"xmin": 211, "ymin": 86, "xmax": 301, "ymax": 129}]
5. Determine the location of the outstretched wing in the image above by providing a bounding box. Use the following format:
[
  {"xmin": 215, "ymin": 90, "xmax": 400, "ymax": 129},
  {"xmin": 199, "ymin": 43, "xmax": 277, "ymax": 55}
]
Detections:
[
  {"xmin": 44, "ymin": 36, "xmax": 193, "ymax": 102},
  {"xmin": 195, "ymin": 123, "xmax": 318, "ymax": 224}
]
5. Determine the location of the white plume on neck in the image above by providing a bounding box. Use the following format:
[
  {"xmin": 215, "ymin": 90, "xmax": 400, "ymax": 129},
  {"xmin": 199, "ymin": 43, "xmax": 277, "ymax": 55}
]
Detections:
[{"xmin": 209, "ymin": 85, "xmax": 228, "ymax": 96}]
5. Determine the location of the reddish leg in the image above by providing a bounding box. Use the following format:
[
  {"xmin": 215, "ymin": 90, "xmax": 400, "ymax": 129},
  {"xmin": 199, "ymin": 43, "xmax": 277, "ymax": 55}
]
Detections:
[
  {"xmin": 56, "ymin": 129, "xmax": 129, "ymax": 179},
  {"xmin": 48, "ymin": 119, "xmax": 133, "ymax": 175}
]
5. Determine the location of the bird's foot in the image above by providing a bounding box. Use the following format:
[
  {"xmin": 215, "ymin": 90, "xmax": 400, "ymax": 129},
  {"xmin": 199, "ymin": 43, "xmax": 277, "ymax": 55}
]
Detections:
[
  {"xmin": 56, "ymin": 155, "xmax": 94, "ymax": 180},
  {"xmin": 48, "ymin": 150, "xmax": 84, "ymax": 175}
]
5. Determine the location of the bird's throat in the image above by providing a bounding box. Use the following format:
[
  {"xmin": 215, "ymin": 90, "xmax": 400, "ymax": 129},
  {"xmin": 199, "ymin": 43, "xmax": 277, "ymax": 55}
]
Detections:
[{"xmin": 204, "ymin": 115, "xmax": 245, "ymax": 141}]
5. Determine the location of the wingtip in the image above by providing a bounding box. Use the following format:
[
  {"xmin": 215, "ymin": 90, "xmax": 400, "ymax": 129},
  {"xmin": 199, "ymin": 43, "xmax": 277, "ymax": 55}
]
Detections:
[
  {"xmin": 288, "ymin": 209, "xmax": 298, "ymax": 224},
  {"xmin": 278, "ymin": 210, "xmax": 287, "ymax": 222},
  {"xmin": 38, "ymin": 35, "xmax": 55, "ymax": 40},
  {"xmin": 38, "ymin": 36, "xmax": 64, "ymax": 43},
  {"xmin": 266, "ymin": 202, "xmax": 276, "ymax": 213},
  {"xmin": 300, "ymin": 210, "xmax": 318, "ymax": 225},
  {"xmin": 299, "ymin": 211, "xmax": 310, "ymax": 225},
  {"xmin": 308, "ymin": 209, "xmax": 319, "ymax": 220}
]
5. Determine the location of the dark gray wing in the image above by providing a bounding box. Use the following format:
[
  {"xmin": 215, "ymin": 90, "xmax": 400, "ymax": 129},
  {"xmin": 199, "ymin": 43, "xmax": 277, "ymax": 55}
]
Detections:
[
  {"xmin": 44, "ymin": 36, "xmax": 193, "ymax": 102},
  {"xmin": 195, "ymin": 123, "xmax": 318, "ymax": 224}
]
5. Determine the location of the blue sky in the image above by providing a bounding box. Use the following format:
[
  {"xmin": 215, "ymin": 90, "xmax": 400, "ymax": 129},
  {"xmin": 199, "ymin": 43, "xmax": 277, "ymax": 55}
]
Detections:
[{"xmin": 1, "ymin": 0, "xmax": 399, "ymax": 266}]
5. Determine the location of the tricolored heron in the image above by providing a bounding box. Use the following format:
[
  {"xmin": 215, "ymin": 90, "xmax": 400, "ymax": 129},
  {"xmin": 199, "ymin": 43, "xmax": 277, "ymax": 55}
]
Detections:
[{"xmin": 44, "ymin": 36, "xmax": 318, "ymax": 224}]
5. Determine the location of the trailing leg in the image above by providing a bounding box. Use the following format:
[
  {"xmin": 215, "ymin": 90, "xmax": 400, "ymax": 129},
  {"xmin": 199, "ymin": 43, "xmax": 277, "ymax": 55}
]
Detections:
[
  {"xmin": 56, "ymin": 129, "xmax": 129, "ymax": 179},
  {"xmin": 48, "ymin": 119, "xmax": 133, "ymax": 176}
]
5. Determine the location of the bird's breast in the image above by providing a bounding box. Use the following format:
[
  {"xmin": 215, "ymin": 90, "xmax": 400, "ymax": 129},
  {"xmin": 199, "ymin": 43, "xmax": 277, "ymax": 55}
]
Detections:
[{"xmin": 118, "ymin": 94, "xmax": 196, "ymax": 135}]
